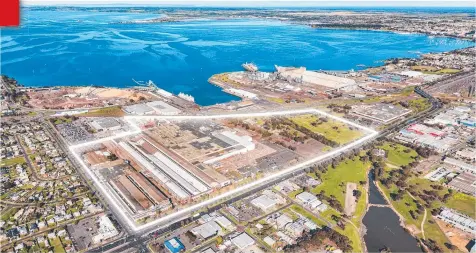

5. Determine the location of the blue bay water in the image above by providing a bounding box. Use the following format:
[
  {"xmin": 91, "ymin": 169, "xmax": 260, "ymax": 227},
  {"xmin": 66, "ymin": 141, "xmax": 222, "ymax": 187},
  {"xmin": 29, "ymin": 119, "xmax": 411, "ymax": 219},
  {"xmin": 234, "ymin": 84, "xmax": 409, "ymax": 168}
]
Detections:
[{"xmin": 1, "ymin": 9, "xmax": 474, "ymax": 105}]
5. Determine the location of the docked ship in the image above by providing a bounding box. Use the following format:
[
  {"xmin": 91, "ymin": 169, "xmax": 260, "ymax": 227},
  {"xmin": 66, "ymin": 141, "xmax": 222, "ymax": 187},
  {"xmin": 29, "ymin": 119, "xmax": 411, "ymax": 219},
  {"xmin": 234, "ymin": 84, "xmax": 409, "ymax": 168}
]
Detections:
[
  {"xmin": 242, "ymin": 62, "xmax": 258, "ymax": 72},
  {"xmin": 178, "ymin": 92, "xmax": 195, "ymax": 102}
]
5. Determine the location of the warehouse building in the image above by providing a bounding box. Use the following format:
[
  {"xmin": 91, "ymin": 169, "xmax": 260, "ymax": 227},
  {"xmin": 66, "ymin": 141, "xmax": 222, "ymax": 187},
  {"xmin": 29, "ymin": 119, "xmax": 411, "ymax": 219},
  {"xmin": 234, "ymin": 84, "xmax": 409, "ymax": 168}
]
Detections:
[
  {"xmin": 444, "ymin": 157, "xmax": 475, "ymax": 174},
  {"xmin": 396, "ymin": 124, "xmax": 459, "ymax": 153},
  {"xmin": 448, "ymin": 173, "xmax": 476, "ymax": 196},
  {"xmin": 119, "ymin": 138, "xmax": 211, "ymax": 202},
  {"xmin": 296, "ymin": 191, "xmax": 322, "ymax": 209},
  {"xmin": 437, "ymin": 208, "xmax": 476, "ymax": 234},
  {"xmin": 275, "ymin": 65, "xmax": 357, "ymax": 91},
  {"xmin": 204, "ymin": 131, "xmax": 255, "ymax": 164},
  {"xmin": 351, "ymin": 103, "xmax": 412, "ymax": 123},
  {"xmin": 231, "ymin": 233, "xmax": 255, "ymax": 250},
  {"xmin": 251, "ymin": 194, "xmax": 277, "ymax": 212},
  {"xmin": 123, "ymin": 101, "xmax": 181, "ymax": 115},
  {"xmin": 190, "ymin": 221, "xmax": 222, "ymax": 240},
  {"xmin": 225, "ymin": 88, "xmax": 258, "ymax": 99},
  {"xmin": 90, "ymin": 118, "xmax": 122, "ymax": 132}
]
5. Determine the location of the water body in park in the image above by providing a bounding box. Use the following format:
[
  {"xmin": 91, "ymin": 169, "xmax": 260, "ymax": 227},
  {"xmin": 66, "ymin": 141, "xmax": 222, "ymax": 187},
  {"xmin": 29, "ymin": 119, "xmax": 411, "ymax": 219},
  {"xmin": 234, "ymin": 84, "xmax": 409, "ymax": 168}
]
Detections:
[{"xmin": 363, "ymin": 172, "xmax": 422, "ymax": 252}]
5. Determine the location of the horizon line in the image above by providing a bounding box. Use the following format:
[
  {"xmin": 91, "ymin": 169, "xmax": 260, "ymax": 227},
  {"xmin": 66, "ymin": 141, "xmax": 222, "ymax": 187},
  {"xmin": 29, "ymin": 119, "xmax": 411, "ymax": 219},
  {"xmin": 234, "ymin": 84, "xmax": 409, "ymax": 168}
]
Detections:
[
  {"xmin": 22, "ymin": 4, "xmax": 476, "ymax": 8},
  {"xmin": 21, "ymin": 0, "xmax": 476, "ymax": 8}
]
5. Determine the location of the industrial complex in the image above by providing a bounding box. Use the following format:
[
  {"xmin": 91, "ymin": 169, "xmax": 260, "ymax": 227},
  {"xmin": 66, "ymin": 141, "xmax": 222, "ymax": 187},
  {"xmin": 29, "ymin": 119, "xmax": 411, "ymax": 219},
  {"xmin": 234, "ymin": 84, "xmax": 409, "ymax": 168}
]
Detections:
[{"xmin": 67, "ymin": 109, "xmax": 375, "ymax": 231}]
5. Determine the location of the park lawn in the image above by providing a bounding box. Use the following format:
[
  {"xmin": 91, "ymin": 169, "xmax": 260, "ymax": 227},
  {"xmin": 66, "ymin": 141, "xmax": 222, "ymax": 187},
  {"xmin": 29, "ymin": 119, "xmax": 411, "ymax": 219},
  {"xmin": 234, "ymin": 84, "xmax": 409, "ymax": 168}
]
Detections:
[
  {"xmin": 78, "ymin": 106, "xmax": 124, "ymax": 117},
  {"xmin": 1, "ymin": 157, "xmax": 26, "ymax": 166},
  {"xmin": 290, "ymin": 204, "xmax": 326, "ymax": 227},
  {"xmin": 423, "ymin": 215, "xmax": 452, "ymax": 247},
  {"xmin": 378, "ymin": 182, "xmax": 423, "ymax": 228},
  {"xmin": 446, "ymin": 192, "xmax": 476, "ymax": 218},
  {"xmin": 334, "ymin": 224, "xmax": 362, "ymax": 253},
  {"xmin": 311, "ymin": 157, "xmax": 369, "ymax": 207},
  {"xmin": 379, "ymin": 142, "xmax": 418, "ymax": 167},
  {"xmin": 351, "ymin": 185, "xmax": 367, "ymax": 227},
  {"xmin": 408, "ymin": 177, "xmax": 451, "ymax": 211},
  {"xmin": 379, "ymin": 174, "xmax": 452, "ymax": 247},
  {"xmin": 290, "ymin": 114, "xmax": 363, "ymax": 145},
  {"xmin": 320, "ymin": 208, "xmax": 341, "ymax": 225}
]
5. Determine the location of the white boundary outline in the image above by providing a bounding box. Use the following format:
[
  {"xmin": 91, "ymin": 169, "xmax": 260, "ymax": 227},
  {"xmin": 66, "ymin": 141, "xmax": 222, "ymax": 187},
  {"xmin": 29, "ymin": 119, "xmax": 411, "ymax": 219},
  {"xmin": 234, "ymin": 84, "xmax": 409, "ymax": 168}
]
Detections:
[{"xmin": 69, "ymin": 108, "xmax": 378, "ymax": 233}]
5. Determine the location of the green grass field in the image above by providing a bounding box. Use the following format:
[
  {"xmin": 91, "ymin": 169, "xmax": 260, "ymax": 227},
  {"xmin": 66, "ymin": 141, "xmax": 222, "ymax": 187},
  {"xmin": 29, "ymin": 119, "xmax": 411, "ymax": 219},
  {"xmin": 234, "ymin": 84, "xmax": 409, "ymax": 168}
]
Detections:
[
  {"xmin": 377, "ymin": 151, "xmax": 459, "ymax": 249},
  {"xmin": 335, "ymin": 224, "xmax": 362, "ymax": 253},
  {"xmin": 423, "ymin": 68, "xmax": 461, "ymax": 75},
  {"xmin": 291, "ymin": 114, "xmax": 363, "ymax": 145},
  {"xmin": 311, "ymin": 157, "xmax": 369, "ymax": 206},
  {"xmin": 446, "ymin": 192, "xmax": 476, "ymax": 218},
  {"xmin": 379, "ymin": 142, "xmax": 418, "ymax": 167},
  {"xmin": 307, "ymin": 156, "xmax": 369, "ymax": 252},
  {"xmin": 1, "ymin": 157, "xmax": 26, "ymax": 166},
  {"xmin": 351, "ymin": 184, "xmax": 367, "ymax": 227},
  {"xmin": 78, "ymin": 106, "xmax": 124, "ymax": 117}
]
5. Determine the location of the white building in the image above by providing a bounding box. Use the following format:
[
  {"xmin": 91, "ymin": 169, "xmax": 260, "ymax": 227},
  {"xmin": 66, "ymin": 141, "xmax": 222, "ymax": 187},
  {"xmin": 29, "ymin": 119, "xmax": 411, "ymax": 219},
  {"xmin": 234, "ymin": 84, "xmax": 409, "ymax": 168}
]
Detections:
[
  {"xmin": 225, "ymin": 88, "xmax": 258, "ymax": 99},
  {"xmin": 251, "ymin": 194, "xmax": 277, "ymax": 212},
  {"xmin": 191, "ymin": 221, "xmax": 222, "ymax": 239},
  {"xmin": 204, "ymin": 131, "xmax": 255, "ymax": 164},
  {"xmin": 437, "ymin": 208, "xmax": 475, "ymax": 235},
  {"xmin": 92, "ymin": 215, "xmax": 119, "ymax": 244},
  {"xmin": 90, "ymin": 118, "xmax": 122, "ymax": 132},
  {"xmin": 275, "ymin": 65, "xmax": 357, "ymax": 91},
  {"xmin": 231, "ymin": 233, "xmax": 255, "ymax": 250},
  {"xmin": 123, "ymin": 101, "xmax": 181, "ymax": 115},
  {"xmin": 296, "ymin": 191, "xmax": 322, "ymax": 209}
]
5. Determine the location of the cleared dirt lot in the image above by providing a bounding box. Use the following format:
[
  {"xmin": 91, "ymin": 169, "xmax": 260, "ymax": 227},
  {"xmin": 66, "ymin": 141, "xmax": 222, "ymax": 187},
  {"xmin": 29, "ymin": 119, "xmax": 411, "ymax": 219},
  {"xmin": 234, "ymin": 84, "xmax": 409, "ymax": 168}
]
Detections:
[{"xmin": 344, "ymin": 182, "xmax": 357, "ymax": 216}]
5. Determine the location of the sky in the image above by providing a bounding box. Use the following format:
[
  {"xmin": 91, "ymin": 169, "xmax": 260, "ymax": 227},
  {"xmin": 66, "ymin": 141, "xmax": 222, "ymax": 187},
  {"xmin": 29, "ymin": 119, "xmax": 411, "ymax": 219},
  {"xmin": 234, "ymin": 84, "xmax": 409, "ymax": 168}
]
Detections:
[{"xmin": 21, "ymin": 0, "xmax": 476, "ymax": 7}]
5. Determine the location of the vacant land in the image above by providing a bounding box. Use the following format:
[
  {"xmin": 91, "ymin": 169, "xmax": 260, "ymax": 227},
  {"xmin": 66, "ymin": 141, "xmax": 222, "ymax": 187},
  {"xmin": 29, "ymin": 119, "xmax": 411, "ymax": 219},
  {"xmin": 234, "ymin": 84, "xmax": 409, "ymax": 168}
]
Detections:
[
  {"xmin": 445, "ymin": 192, "xmax": 476, "ymax": 218},
  {"xmin": 78, "ymin": 106, "xmax": 125, "ymax": 117},
  {"xmin": 291, "ymin": 114, "xmax": 363, "ymax": 145}
]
